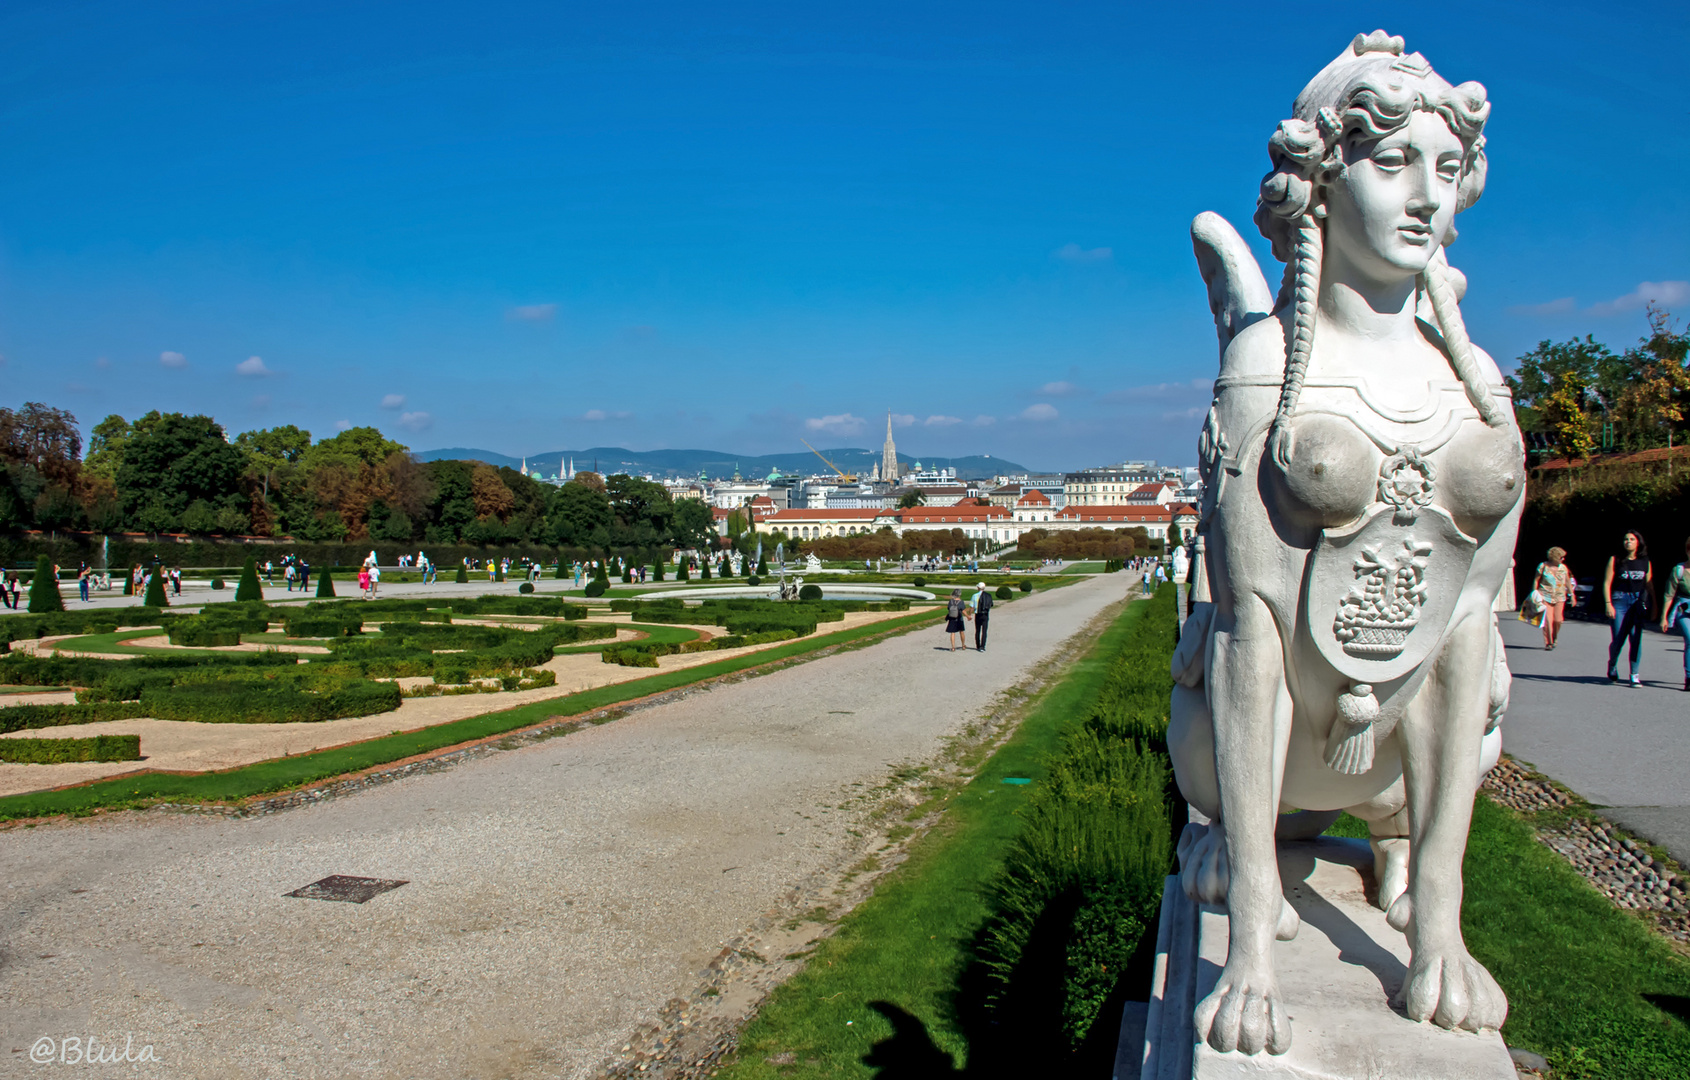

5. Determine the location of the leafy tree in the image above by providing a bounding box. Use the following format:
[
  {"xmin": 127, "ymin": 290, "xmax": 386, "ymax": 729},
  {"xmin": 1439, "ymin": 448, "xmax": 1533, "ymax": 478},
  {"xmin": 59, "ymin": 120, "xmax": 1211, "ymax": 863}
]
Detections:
[
  {"xmin": 117, "ymin": 413, "xmax": 246, "ymax": 532},
  {"xmin": 672, "ymin": 497, "xmax": 716, "ymax": 551},
  {"xmin": 427, "ymin": 460, "xmax": 478, "ymax": 543},
  {"xmin": 471, "ymin": 464, "xmax": 516, "ymax": 521},
  {"xmin": 27, "ymin": 558, "xmax": 64, "ymax": 613},
  {"xmin": 606, "ymin": 473, "xmax": 674, "ymax": 549},
  {"xmin": 0, "ymin": 403, "xmax": 83, "ymax": 486},
  {"xmin": 83, "ymin": 414, "xmax": 133, "ymax": 481},
  {"xmin": 546, "ymin": 479, "xmax": 613, "ymax": 546},
  {"xmin": 1542, "ymin": 374, "xmax": 1596, "ymax": 460},
  {"xmin": 300, "ymin": 426, "xmax": 406, "ymax": 472},
  {"xmin": 897, "ymin": 488, "xmax": 926, "ymax": 509},
  {"xmin": 235, "ymin": 557, "xmax": 263, "ymax": 602}
]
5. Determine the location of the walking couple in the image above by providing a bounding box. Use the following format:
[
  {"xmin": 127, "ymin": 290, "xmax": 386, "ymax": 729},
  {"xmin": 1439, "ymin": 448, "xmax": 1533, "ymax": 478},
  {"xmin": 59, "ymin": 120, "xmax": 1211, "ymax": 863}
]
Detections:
[{"xmin": 944, "ymin": 583, "xmax": 994, "ymax": 653}]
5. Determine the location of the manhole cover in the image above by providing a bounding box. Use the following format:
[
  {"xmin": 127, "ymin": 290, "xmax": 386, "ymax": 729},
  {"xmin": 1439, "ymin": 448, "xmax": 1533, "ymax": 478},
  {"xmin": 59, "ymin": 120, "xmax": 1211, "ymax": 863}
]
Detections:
[{"xmin": 284, "ymin": 875, "xmax": 408, "ymax": 904}]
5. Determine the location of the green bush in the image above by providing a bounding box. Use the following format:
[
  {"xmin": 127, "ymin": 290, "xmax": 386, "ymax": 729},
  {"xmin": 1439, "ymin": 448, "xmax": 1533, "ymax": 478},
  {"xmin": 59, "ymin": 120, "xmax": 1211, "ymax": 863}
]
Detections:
[
  {"xmin": 139, "ymin": 678, "xmax": 402, "ymax": 723},
  {"xmin": 166, "ymin": 622, "xmax": 242, "ymax": 648},
  {"xmin": 677, "ymin": 561, "xmax": 690, "ymax": 581},
  {"xmin": 455, "ymin": 564, "xmax": 469, "ymax": 584},
  {"xmin": 495, "ymin": 562, "xmax": 505, "ymax": 582},
  {"xmin": 798, "ymin": 583, "xmax": 823, "ymax": 600},
  {"xmin": 756, "ymin": 555, "xmax": 768, "ymax": 576},
  {"xmin": 967, "ymin": 586, "xmax": 1178, "ymax": 1053},
  {"xmin": 600, "ymin": 645, "xmax": 664, "ymax": 668},
  {"xmin": 27, "ymin": 558, "xmax": 65, "ymax": 614},
  {"xmin": 747, "ymin": 575, "xmax": 761, "ymax": 586},
  {"xmin": 518, "ymin": 582, "xmax": 535, "ymax": 594},
  {"xmin": 315, "ymin": 569, "xmax": 336, "ymax": 598},
  {"xmin": 0, "ymin": 734, "xmax": 141, "ymax": 763},
  {"xmin": 912, "ymin": 576, "xmax": 926, "ymax": 588},
  {"xmin": 583, "ymin": 578, "xmax": 608, "ymax": 598},
  {"xmin": 143, "ymin": 571, "xmax": 169, "ymax": 608},
  {"xmin": 0, "ymin": 702, "xmax": 150, "ymax": 733},
  {"xmin": 700, "ymin": 559, "xmax": 711, "ymax": 581},
  {"xmin": 1020, "ymin": 580, "xmax": 1034, "ymax": 592},
  {"xmin": 554, "ymin": 561, "xmax": 567, "ymax": 579},
  {"xmin": 235, "ymin": 557, "xmax": 263, "ymax": 602},
  {"xmin": 996, "ymin": 585, "xmax": 1014, "ymax": 600},
  {"xmin": 282, "ymin": 614, "xmax": 362, "ymax": 638},
  {"xmin": 211, "ymin": 578, "xmax": 226, "ymax": 590},
  {"xmin": 652, "ymin": 558, "xmax": 664, "ymax": 582}
]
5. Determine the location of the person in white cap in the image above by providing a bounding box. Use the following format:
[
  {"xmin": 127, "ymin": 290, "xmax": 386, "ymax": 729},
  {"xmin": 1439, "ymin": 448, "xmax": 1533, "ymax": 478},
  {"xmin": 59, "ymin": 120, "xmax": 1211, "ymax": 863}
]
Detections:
[{"xmin": 970, "ymin": 581, "xmax": 994, "ymax": 652}]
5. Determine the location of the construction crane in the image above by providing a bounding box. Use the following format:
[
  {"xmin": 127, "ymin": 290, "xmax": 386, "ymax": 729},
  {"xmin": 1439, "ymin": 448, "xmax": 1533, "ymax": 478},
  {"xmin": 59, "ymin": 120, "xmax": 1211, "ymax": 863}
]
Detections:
[{"xmin": 801, "ymin": 439, "xmax": 857, "ymax": 483}]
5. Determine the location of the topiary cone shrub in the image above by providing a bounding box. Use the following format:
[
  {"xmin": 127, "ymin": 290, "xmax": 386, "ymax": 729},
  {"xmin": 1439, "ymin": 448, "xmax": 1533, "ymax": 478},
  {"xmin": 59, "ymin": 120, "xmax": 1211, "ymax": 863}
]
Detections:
[
  {"xmin": 235, "ymin": 557, "xmax": 263, "ymax": 603},
  {"xmin": 622, "ymin": 563, "xmax": 634, "ymax": 583},
  {"xmin": 700, "ymin": 560, "xmax": 711, "ymax": 581},
  {"xmin": 652, "ymin": 558, "xmax": 664, "ymax": 582},
  {"xmin": 455, "ymin": 564, "xmax": 469, "ymax": 584},
  {"xmin": 555, "ymin": 561, "xmax": 567, "ymax": 579},
  {"xmin": 495, "ymin": 562, "xmax": 505, "ymax": 582},
  {"xmin": 27, "ymin": 558, "xmax": 65, "ymax": 613},
  {"xmin": 678, "ymin": 561, "xmax": 690, "ymax": 581},
  {"xmin": 756, "ymin": 556, "xmax": 768, "ymax": 576},
  {"xmin": 143, "ymin": 569, "xmax": 169, "ymax": 608},
  {"xmin": 316, "ymin": 569, "xmax": 336, "ymax": 598}
]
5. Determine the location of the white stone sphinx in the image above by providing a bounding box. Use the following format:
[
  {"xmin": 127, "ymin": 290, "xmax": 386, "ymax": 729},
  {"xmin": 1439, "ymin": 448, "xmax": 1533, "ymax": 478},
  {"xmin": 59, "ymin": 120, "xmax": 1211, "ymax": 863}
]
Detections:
[{"xmin": 1170, "ymin": 30, "xmax": 1522, "ymax": 1058}]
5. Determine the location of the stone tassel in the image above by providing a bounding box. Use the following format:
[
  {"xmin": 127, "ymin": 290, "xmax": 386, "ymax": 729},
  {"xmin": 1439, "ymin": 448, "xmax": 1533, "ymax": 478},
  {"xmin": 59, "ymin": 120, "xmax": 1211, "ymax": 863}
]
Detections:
[{"xmin": 1325, "ymin": 683, "xmax": 1380, "ymax": 775}]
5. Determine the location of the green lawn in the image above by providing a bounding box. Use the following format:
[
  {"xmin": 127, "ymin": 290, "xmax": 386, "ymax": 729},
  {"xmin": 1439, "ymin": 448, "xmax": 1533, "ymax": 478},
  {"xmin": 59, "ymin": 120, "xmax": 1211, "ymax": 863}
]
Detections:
[
  {"xmin": 715, "ymin": 598, "xmax": 1148, "ymax": 1080},
  {"xmin": 0, "ymin": 607, "xmax": 943, "ymax": 823},
  {"xmin": 1058, "ymin": 561, "xmax": 1107, "ymax": 574},
  {"xmin": 1328, "ymin": 804, "xmax": 1690, "ymax": 1078}
]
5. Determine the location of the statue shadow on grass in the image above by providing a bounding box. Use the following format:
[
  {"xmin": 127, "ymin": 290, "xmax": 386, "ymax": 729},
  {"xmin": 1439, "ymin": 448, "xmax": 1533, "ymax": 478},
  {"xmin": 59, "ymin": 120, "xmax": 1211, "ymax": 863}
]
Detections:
[{"xmin": 861, "ymin": 890, "xmax": 1160, "ymax": 1080}]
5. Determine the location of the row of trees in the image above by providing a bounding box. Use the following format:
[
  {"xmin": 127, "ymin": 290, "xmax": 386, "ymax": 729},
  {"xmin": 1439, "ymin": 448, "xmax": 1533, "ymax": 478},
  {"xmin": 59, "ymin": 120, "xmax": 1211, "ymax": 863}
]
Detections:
[
  {"xmin": 1508, "ymin": 305, "xmax": 1690, "ymax": 460},
  {"xmin": 0, "ymin": 406, "xmax": 717, "ymax": 551}
]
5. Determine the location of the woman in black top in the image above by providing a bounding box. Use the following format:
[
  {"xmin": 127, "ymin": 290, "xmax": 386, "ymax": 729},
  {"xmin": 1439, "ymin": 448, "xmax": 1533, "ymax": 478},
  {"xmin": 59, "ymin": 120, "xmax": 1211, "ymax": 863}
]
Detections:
[
  {"xmin": 944, "ymin": 589, "xmax": 969, "ymax": 652},
  {"xmin": 1603, "ymin": 529, "xmax": 1654, "ymax": 686}
]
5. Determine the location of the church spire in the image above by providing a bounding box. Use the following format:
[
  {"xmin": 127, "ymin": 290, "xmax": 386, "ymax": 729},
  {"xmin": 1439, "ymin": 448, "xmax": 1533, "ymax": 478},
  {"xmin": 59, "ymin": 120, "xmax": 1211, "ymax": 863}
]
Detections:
[{"xmin": 881, "ymin": 410, "xmax": 899, "ymax": 482}]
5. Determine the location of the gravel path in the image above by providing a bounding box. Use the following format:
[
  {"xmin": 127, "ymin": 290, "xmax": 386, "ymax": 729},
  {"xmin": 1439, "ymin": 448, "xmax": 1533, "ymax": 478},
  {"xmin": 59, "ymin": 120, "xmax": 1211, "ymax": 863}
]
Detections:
[{"xmin": 0, "ymin": 575, "xmax": 1123, "ymax": 1080}]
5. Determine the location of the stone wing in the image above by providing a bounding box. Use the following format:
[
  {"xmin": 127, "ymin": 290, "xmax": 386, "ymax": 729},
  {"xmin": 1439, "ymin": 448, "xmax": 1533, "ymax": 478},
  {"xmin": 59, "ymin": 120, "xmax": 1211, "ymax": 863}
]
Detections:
[{"xmin": 1191, "ymin": 211, "xmax": 1274, "ymax": 355}]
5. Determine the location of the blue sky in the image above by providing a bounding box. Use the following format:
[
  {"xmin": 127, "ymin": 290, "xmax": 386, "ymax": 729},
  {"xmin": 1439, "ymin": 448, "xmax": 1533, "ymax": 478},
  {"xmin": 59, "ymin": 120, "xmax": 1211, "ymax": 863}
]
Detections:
[{"xmin": 1, "ymin": 1, "xmax": 1684, "ymax": 472}]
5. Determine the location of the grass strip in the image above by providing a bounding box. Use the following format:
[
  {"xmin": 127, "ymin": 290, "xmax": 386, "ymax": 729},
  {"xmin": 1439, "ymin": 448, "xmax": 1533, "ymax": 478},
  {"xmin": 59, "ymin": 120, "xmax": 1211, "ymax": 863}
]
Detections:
[
  {"xmin": 0, "ymin": 608, "xmax": 942, "ymax": 823},
  {"xmin": 1328, "ymin": 802, "xmax": 1690, "ymax": 1078},
  {"xmin": 715, "ymin": 597, "xmax": 1152, "ymax": 1080},
  {"xmin": 555, "ymin": 622, "xmax": 703, "ymax": 654}
]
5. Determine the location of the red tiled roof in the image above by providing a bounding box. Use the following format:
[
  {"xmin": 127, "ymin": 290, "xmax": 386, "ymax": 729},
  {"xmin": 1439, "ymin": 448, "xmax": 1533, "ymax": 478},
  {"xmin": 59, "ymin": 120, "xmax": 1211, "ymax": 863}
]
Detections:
[
  {"xmin": 894, "ymin": 506, "xmax": 1010, "ymax": 524},
  {"xmin": 1016, "ymin": 489, "xmax": 1051, "ymax": 506},
  {"xmin": 766, "ymin": 508, "xmax": 886, "ymax": 520},
  {"xmin": 1054, "ymin": 507, "xmax": 1172, "ymax": 523}
]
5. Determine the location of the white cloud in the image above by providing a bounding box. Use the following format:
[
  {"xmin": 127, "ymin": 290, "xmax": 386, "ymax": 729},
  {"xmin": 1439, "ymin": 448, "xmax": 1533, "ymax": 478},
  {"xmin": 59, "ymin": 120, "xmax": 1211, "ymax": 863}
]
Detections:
[
  {"xmin": 1586, "ymin": 280, "xmax": 1690, "ymax": 317},
  {"xmin": 397, "ymin": 411, "xmax": 434, "ymax": 432},
  {"xmin": 381, "ymin": 393, "xmax": 406, "ymax": 410},
  {"xmin": 1037, "ymin": 380, "xmax": 1080, "ymax": 397},
  {"xmin": 891, "ymin": 413, "xmax": 917, "ymax": 428},
  {"xmin": 236, "ymin": 355, "xmax": 270, "ymax": 377},
  {"xmin": 805, "ymin": 413, "xmax": 866, "ymax": 436},
  {"xmin": 1053, "ymin": 243, "xmax": 1113, "ymax": 264},
  {"xmin": 1162, "ymin": 405, "xmax": 1207, "ymax": 420},
  {"xmin": 335, "ymin": 419, "xmax": 352, "ymax": 431},
  {"xmin": 924, "ymin": 415, "xmax": 963, "ymax": 427},
  {"xmin": 1020, "ymin": 403, "xmax": 1059, "ymax": 421},
  {"xmin": 159, "ymin": 350, "xmax": 188, "ymax": 369},
  {"xmin": 1507, "ymin": 297, "xmax": 1576, "ymax": 318},
  {"xmin": 581, "ymin": 409, "xmax": 633, "ymax": 421},
  {"xmin": 508, "ymin": 303, "xmax": 558, "ymax": 322},
  {"xmin": 971, "ymin": 415, "xmax": 997, "ymax": 426}
]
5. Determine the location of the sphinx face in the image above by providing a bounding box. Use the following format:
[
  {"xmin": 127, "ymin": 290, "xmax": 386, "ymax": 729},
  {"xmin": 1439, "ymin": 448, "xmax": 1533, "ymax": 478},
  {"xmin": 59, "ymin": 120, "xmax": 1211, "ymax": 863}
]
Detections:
[{"xmin": 1325, "ymin": 109, "xmax": 1464, "ymax": 284}]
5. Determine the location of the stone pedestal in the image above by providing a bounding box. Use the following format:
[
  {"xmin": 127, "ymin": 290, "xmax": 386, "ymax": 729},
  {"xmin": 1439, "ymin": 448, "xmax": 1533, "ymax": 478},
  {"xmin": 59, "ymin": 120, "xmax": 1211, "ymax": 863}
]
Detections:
[{"xmin": 1125, "ymin": 837, "xmax": 1516, "ymax": 1080}]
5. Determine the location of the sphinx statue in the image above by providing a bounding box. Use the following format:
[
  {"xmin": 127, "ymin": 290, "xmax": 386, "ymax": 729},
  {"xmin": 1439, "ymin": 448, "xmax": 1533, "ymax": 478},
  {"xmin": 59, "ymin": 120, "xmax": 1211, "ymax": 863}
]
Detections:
[{"xmin": 1171, "ymin": 30, "xmax": 1521, "ymax": 1055}]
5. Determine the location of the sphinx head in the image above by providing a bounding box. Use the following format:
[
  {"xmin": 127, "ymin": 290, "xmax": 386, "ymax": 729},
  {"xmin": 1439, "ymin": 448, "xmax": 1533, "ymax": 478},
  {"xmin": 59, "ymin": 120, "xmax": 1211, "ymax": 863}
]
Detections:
[{"xmin": 1254, "ymin": 30, "xmax": 1489, "ymax": 274}]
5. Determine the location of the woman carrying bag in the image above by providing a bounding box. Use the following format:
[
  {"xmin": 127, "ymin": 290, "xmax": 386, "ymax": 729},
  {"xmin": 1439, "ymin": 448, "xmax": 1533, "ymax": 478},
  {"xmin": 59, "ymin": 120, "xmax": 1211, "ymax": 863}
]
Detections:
[
  {"xmin": 1534, "ymin": 548, "xmax": 1572, "ymax": 650},
  {"xmin": 1661, "ymin": 534, "xmax": 1690, "ymax": 692}
]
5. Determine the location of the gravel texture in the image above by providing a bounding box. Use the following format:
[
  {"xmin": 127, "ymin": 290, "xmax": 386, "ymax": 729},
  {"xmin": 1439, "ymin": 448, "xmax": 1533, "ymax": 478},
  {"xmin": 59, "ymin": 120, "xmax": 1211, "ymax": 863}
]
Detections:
[
  {"xmin": 1482, "ymin": 756, "xmax": 1690, "ymax": 945},
  {"xmin": 0, "ymin": 575, "xmax": 1122, "ymax": 1080}
]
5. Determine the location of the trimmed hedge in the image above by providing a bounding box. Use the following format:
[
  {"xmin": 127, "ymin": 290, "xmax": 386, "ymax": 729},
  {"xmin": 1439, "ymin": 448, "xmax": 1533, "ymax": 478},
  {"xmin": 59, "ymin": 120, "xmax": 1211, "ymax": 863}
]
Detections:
[
  {"xmin": 0, "ymin": 734, "xmax": 141, "ymax": 763},
  {"xmin": 139, "ymin": 678, "xmax": 402, "ymax": 723},
  {"xmin": 166, "ymin": 624, "xmax": 243, "ymax": 648},
  {"xmin": 0, "ymin": 702, "xmax": 150, "ymax": 733}
]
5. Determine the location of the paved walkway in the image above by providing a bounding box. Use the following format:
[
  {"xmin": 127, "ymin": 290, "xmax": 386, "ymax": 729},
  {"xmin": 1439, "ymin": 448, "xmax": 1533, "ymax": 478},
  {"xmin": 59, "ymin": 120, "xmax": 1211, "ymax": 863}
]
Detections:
[
  {"xmin": 1498, "ymin": 614, "xmax": 1690, "ymax": 865},
  {"xmin": 0, "ymin": 575, "xmax": 1125, "ymax": 1080}
]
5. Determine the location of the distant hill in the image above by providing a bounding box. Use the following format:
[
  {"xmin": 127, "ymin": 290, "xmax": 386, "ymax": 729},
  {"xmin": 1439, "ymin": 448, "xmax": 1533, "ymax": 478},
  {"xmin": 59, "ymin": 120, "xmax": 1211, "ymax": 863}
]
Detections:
[{"xmin": 413, "ymin": 446, "xmax": 1032, "ymax": 480}]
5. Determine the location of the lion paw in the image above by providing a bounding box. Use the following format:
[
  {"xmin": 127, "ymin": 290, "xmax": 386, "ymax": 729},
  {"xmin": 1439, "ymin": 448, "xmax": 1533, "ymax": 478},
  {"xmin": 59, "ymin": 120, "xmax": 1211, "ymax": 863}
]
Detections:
[
  {"xmin": 1178, "ymin": 822, "xmax": 1229, "ymax": 905},
  {"xmin": 1400, "ymin": 947, "xmax": 1508, "ymax": 1032},
  {"xmin": 1195, "ymin": 962, "xmax": 1293, "ymax": 1055}
]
